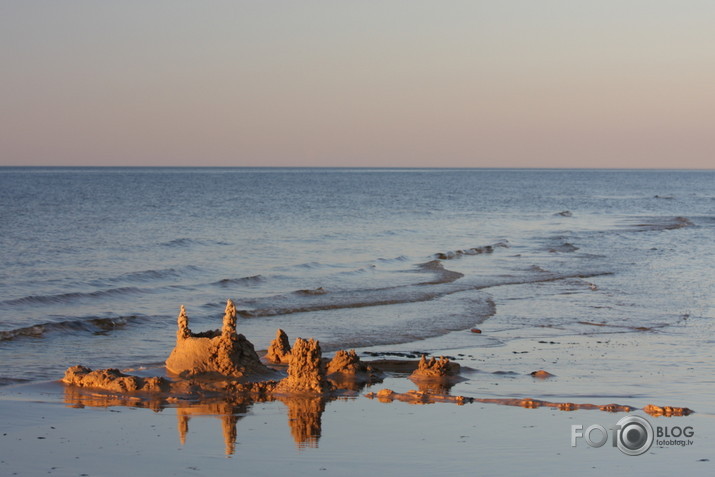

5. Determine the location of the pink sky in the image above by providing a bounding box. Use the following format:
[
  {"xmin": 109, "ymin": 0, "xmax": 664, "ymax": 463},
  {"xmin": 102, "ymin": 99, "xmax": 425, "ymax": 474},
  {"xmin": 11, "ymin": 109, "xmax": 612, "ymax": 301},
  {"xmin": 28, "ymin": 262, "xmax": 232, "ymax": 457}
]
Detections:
[{"xmin": 2, "ymin": 1, "xmax": 714, "ymax": 168}]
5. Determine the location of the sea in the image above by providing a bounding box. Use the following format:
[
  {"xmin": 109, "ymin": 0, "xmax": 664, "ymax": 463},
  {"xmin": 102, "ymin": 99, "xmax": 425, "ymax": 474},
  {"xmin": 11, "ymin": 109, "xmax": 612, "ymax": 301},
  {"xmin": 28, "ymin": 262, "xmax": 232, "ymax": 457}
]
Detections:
[{"xmin": 1, "ymin": 167, "xmax": 713, "ymax": 386}]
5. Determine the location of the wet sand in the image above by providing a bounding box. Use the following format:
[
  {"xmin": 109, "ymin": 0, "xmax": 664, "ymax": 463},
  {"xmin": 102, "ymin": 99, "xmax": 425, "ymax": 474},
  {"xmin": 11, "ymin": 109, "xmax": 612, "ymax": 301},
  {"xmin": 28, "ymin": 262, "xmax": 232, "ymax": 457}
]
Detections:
[{"xmin": 1, "ymin": 324, "xmax": 712, "ymax": 477}]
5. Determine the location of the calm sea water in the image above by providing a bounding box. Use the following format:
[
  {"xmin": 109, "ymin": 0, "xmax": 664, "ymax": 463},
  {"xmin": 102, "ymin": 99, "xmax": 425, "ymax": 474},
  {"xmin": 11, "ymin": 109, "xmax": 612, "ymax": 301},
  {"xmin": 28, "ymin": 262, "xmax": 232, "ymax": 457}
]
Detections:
[{"xmin": 1, "ymin": 168, "xmax": 713, "ymax": 384}]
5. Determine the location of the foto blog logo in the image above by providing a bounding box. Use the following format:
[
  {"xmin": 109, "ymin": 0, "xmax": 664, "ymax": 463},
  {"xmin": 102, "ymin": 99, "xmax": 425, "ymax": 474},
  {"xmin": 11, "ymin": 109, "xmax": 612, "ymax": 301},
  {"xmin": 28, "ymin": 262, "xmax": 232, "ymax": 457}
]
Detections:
[{"xmin": 571, "ymin": 416, "xmax": 695, "ymax": 456}]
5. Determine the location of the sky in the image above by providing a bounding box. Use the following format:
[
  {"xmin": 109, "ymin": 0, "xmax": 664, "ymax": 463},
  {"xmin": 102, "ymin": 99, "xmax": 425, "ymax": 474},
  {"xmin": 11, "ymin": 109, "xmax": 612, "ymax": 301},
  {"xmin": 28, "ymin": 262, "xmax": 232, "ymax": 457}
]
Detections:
[{"xmin": 1, "ymin": 0, "xmax": 715, "ymax": 168}]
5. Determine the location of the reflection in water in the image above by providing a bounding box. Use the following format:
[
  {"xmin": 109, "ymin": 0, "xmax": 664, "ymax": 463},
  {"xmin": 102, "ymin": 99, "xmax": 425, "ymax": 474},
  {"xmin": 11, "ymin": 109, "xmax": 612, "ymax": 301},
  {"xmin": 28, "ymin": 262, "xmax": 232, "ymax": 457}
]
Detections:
[
  {"xmin": 412, "ymin": 379, "xmax": 454, "ymax": 395},
  {"xmin": 63, "ymin": 386, "xmax": 333, "ymax": 454},
  {"xmin": 63, "ymin": 386, "xmax": 166, "ymax": 412},
  {"xmin": 276, "ymin": 396, "xmax": 326, "ymax": 449},
  {"xmin": 176, "ymin": 401, "xmax": 250, "ymax": 455},
  {"xmin": 62, "ymin": 382, "xmax": 693, "ymax": 455}
]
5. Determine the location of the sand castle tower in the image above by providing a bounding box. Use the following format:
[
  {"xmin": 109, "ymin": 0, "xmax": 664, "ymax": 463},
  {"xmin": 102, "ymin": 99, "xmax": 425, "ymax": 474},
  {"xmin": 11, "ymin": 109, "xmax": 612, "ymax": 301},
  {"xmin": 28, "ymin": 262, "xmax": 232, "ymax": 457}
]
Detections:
[
  {"xmin": 275, "ymin": 338, "xmax": 332, "ymax": 394},
  {"xmin": 265, "ymin": 328, "xmax": 292, "ymax": 364}
]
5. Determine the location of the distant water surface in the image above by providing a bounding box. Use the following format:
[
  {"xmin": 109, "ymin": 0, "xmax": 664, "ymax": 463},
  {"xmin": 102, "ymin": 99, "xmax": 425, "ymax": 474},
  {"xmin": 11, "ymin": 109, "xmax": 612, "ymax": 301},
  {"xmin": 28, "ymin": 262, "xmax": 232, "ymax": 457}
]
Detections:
[{"xmin": 0, "ymin": 167, "xmax": 713, "ymax": 384}]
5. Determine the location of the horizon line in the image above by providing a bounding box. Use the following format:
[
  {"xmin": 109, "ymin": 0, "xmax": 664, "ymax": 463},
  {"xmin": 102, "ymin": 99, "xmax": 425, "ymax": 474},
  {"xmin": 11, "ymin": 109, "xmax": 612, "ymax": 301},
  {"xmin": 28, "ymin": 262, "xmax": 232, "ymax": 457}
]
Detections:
[{"xmin": 1, "ymin": 165, "xmax": 714, "ymax": 172}]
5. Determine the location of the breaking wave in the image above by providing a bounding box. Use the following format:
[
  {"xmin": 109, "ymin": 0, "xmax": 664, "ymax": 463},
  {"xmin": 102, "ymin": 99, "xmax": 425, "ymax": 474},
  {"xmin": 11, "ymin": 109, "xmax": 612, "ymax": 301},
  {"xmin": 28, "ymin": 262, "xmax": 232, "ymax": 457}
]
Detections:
[
  {"xmin": 159, "ymin": 238, "xmax": 230, "ymax": 248},
  {"xmin": 237, "ymin": 286, "xmax": 450, "ymax": 318},
  {"xmin": 235, "ymin": 270, "xmax": 612, "ymax": 318},
  {"xmin": 110, "ymin": 266, "xmax": 200, "ymax": 283},
  {"xmin": 416, "ymin": 260, "xmax": 464, "ymax": 284},
  {"xmin": 549, "ymin": 243, "xmax": 580, "ymax": 253},
  {"xmin": 434, "ymin": 241, "xmax": 510, "ymax": 260},
  {"xmin": 622, "ymin": 216, "xmax": 694, "ymax": 232},
  {"xmin": 294, "ymin": 287, "xmax": 329, "ymax": 296},
  {"xmin": 0, "ymin": 315, "xmax": 145, "ymax": 342},
  {"xmin": 376, "ymin": 255, "xmax": 410, "ymax": 263},
  {"xmin": 0, "ymin": 287, "xmax": 148, "ymax": 307},
  {"xmin": 212, "ymin": 275, "xmax": 265, "ymax": 287}
]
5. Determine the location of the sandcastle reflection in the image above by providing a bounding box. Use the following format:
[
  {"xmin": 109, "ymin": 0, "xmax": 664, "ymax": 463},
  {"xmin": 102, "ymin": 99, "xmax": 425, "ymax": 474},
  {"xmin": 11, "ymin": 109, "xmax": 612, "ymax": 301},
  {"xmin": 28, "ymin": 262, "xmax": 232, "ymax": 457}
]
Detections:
[
  {"xmin": 63, "ymin": 385, "xmax": 166, "ymax": 412},
  {"xmin": 173, "ymin": 395, "xmax": 330, "ymax": 452},
  {"xmin": 411, "ymin": 379, "xmax": 454, "ymax": 395},
  {"xmin": 276, "ymin": 395, "xmax": 326, "ymax": 449},
  {"xmin": 176, "ymin": 400, "xmax": 251, "ymax": 455},
  {"xmin": 62, "ymin": 385, "xmax": 332, "ymax": 453}
]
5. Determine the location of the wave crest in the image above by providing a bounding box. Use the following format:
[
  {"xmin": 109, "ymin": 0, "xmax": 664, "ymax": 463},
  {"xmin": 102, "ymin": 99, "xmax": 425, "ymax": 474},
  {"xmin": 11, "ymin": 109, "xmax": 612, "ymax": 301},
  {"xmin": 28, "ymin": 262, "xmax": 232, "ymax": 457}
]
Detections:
[
  {"xmin": 213, "ymin": 275, "xmax": 265, "ymax": 287},
  {"xmin": 0, "ymin": 315, "xmax": 144, "ymax": 342},
  {"xmin": 625, "ymin": 216, "xmax": 694, "ymax": 232},
  {"xmin": 435, "ymin": 241, "xmax": 509, "ymax": 260},
  {"xmin": 1, "ymin": 287, "xmax": 146, "ymax": 307},
  {"xmin": 159, "ymin": 238, "xmax": 230, "ymax": 247}
]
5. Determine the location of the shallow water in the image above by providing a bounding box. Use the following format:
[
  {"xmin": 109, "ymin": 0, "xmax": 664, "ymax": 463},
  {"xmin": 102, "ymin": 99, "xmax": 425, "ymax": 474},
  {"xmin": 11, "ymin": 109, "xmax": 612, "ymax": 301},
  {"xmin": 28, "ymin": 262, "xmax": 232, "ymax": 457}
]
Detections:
[{"xmin": 0, "ymin": 167, "xmax": 713, "ymax": 385}]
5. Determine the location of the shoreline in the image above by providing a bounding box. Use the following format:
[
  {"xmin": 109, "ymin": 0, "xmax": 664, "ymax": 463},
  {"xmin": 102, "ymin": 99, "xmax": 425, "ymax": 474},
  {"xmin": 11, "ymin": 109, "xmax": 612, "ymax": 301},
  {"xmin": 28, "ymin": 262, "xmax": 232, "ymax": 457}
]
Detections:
[{"xmin": 2, "ymin": 324, "xmax": 710, "ymax": 476}]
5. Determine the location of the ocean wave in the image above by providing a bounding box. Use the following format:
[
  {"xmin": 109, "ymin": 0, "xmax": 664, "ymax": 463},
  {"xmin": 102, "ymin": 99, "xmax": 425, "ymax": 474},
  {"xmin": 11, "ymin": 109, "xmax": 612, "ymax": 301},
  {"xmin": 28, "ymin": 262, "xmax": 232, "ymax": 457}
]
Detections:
[
  {"xmin": 0, "ymin": 315, "xmax": 145, "ymax": 342},
  {"xmin": 334, "ymin": 267, "xmax": 374, "ymax": 276},
  {"xmin": 237, "ymin": 283, "xmax": 457, "ymax": 318},
  {"xmin": 319, "ymin": 296, "xmax": 498, "ymax": 351},
  {"xmin": 577, "ymin": 320, "xmax": 670, "ymax": 332},
  {"xmin": 548, "ymin": 242, "xmax": 580, "ymax": 253},
  {"xmin": 115, "ymin": 267, "xmax": 188, "ymax": 282},
  {"xmin": 212, "ymin": 275, "xmax": 265, "ymax": 287},
  {"xmin": 10, "ymin": 266, "xmax": 200, "ymax": 295},
  {"xmin": 434, "ymin": 241, "xmax": 509, "ymax": 260},
  {"xmin": 159, "ymin": 238, "xmax": 230, "ymax": 248},
  {"xmin": 0, "ymin": 377, "xmax": 31, "ymax": 386},
  {"xmin": 295, "ymin": 261, "xmax": 326, "ymax": 269},
  {"xmin": 0, "ymin": 286, "xmax": 147, "ymax": 307},
  {"xmin": 529, "ymin": 265, "xmax": 550, "ymax": 273},
  {"xmin": 416, "ymin": 260, "xmax": 464, "ymax": 284},
  {"xmin": 376, "ymin": 255, "xmax": 410, "ymax": 263},
  {"xmin": 478, "ymin": 270, "xmax": 612, "ymax": 288},
  {"xmin": 235, "ymin": 270, "xmax": 610, "ymax": 318},
  {"xmin": 623, "ymin": 216, "xmax": 694, "ymax": 232},
  {"xmin": 294, "ymin": 287, "xmax": 328, "ymax": 296},
  {"xmin": 689, "ymin": 215, "xmax": 715, "ymax": 226}
]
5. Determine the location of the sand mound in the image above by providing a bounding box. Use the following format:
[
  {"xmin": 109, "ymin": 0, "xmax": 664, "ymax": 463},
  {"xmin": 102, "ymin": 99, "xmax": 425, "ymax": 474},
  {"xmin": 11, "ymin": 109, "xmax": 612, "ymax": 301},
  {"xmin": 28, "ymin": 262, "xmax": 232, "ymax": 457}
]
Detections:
[
  {"xmin": 325, "ymin": 349, "xmax": 383, "ymax": 390},
  {"xmin": 366, "ymin": 388, "xmax": 471, "ymax": 405},
  {"xmin": 410, "ymin": 355, "xmax": 459, "ymax": 379},
  {"xmin": 275, "ymin": 338, "xmax": 332, "ymax": 395},
  {"xmin": 643, "ymin": 404, "xmax": 693, "ymax": 417},
  {"xmin": 265, "ymin": 328, "xmax": 292, "ymax": 364},
  {"xmin": 63, "ymin": 364, "xmax": 279, "ymax": 398},
  {"xmin": 530, "ymin": 370, "xmax": 555, "ymax": 378},
  {"xmin": 326, "ymin": 349, "xmax": 380, "ymax": 377},
  {"xmin": 165, "ymin": 300, "xmax": 271, "ymax": 378},
  {"xmin": 63, "ymin": 365, "xmax": 169, "ymax": 393},
  {"xmin": 475, "ymin": 397, "xmax": 635, "ymax": 413}
]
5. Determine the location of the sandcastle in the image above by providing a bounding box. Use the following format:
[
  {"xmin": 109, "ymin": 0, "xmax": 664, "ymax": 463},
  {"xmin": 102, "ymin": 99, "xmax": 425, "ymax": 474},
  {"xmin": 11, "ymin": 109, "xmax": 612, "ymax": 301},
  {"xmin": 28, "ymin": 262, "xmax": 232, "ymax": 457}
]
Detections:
[
  {"xmin": 165, "ymin": 300, "xmax": 271, "ymax": 378},
  {"xmin": 62, "ymin": 302, "xmax": 348, "ymax": 397},
  {"xmin": 60, "ymin": 298, "xmax": 693, "ymax": 433}
]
